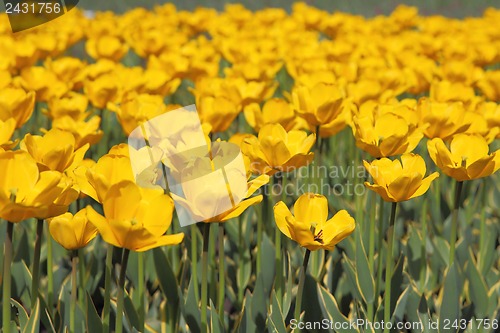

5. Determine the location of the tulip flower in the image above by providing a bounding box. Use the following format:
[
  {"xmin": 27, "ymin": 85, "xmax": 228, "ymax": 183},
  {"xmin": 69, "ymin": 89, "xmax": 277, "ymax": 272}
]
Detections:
[
  {"xmin": 197, "ymin": 95, "xmax": 240, "ymax": 133},
  {"xmin": 85, "ymin": 35, "xmax": 129, "ymax": 62},
  {"xmin": 19, "ymin": 66, "xmax": 69, "ymax": 101},
  {"xmin": 44, "ymin": 57, "xmax": 86, "ymax": 91},
  {"xmin": 243, "ymin": 98, "xmax": 307, "ymax": 132},
  {"xmin": 45, "ymin": 92, "xmax": 89, "ymax": 120},
  {"xmin": 242, "ymin": 123, "xmax": 315, "ymax": 175},
  {"xmin": 363, "ymin": 153, "xmax": 439, "ymax": 202},
  {"xmin": 48, "ymin": 208, "xmax": 98, "ymax": 250},
  {"xmin": 274, "ymin": 193, "xmax": 356, "ymax": 251},
  {"xmin": 0, "ymin": 87, "xmax": 35, "ymax": 128},
  {"xmin": 84, "ymin": 74, "xmax": 120, "ymax": 109},
  {"xmin": 417, "ymin": 98, "xmax": 473, "ymax": 140},
  {"xmin": 20, "ymin": 129, "xmax": 89, "ymax": 173},
  {"xmin": 0, "ymin": 150, "xmax": 72, "ymax": 222},
  {"xmin": 87, "ymin": 180, "xmax": 184, "ymax": 251},
  {"xmin": 50, "ymin": 115, "xmax": 104, "ymax": 149},
  {"xmin": 352, "ymin": 103, "xmax": 423, "ymax": 158},
  {"xmin": 291, "ymin": 82, "xmax": 351, "ymax": 137},
  {"xmin": 427, "ymin": 134, "xmax": 500, "ymax": 181}
]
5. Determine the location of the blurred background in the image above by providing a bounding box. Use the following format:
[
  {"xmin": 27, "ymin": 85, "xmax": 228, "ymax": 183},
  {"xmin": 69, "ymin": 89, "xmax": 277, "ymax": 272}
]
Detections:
[{"xmin": 78, "ymin": 0, "xmax": 498, "ymax": 17}]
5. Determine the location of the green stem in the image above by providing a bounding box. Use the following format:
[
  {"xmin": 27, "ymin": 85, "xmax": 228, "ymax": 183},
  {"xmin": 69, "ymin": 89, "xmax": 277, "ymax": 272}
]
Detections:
[
  {"xmin": 294, "ymin": 249, "xmax": 311, "ymax": 324},
  {"xmin": 478, "ymin": 179, "xmax": 487, "ymax": 273},
  {"xmin": 138, "ymin": 252, "xmax": 145, "ymax": 332},
  {"xmin": 70, "ymin": 251, "xmax": 78, "ymax": 333},
  {"xmin": 367, "ymin": 191, "xmax": 376, "ymax": 321},
  {"xmin": 419, "ymin": 200, "xmax": 428, "ymax": 292},
  {"xmin": 102, "ymin": 245, "xmax": 113, "ymax": 333},
  {"xmin": 191, "ymin": 225, "xmax": 199, "ymax": 304},
  {"xmin": 449, "ymin": 181, "xmax": 463, "ymax": 266},
  {"xmin": 375, "ymin": 196, "xmax": 385, "ymax": 301},
  {"xmin": 116, "ymin": 249, "xmax": 130, "ymax": 333},
  {"xmin": 2, "ymin": 222, "xmax": 13, "ymax": 333},
  {"xmin": 275, "ymin": 175, "xmax": 285, "ymax": 304},
  {"xmin": 31, "ymin": 219, "xmax": 44, "ymax": 308},
  {"xmin": 256, "ymin": 197, "xmax": 263, "ymax": 277},
  {"xmin": 201, "ymin": 223, "xmax": 210, "ymax": 333},
  {"xmin": 78, "ymin": 249, "xmax": 85, "ymax": 311},
  {"xmin": 217, "ymin": 224, "xmax": 225, "ymax": 326},
  {"xmin": 238, "ymin": 214, "xmax": 245, "ymax": 304},
  {"xmin": 384, "ymin": 202, "xmax": 397, "ymax": 333},
  {"xmin": 47, "ymin": 224, "xmax": 54, "ymax": 310}
]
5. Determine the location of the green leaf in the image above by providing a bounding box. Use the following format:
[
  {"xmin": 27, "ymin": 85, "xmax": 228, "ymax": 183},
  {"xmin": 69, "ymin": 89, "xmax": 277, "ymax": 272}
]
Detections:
[
  {"xmin": 466, "ymin": 249, "xmax": 488, "ymax": 318},
  {"xmin": 10, "ymin": 299, "xmax": 29, "ymax": 329},
  {"xmin": 251, "ymin": 273, "xmax": 268, "ymax": 329},
  {"xmin": 183, "ymin": 276, "xmax": 201, "ymax": 332},
  {"xmin": 153, "ymin": 248, "xmax": 180, "ymax": 305},
  {"xmin": 22, "ymin": 300, "xmax": 40, "ymax": 333},
  {"xmin": 268, "ymin": 291, "xmax": 286, "ymax": 333},
  {"xmin": 236, "ymin": 291, "xmax": 257, "ymax": 333},
  {"xmin": 438, "ymin": 262, "xmax": 461, "ymax": 333},
  {"xmin": 86, "ymin": 292, "xmax": 103, "ymax": 333},
  {"xmin": 317, "ymin": 284, "xmax": 359, "ymax": 333},
  {"xmin": 355, "ymin": 230, "xmax": 375, "ymax": 304},
  {"xmin": 209, "ymin": 300, "xmax": 224, "ymax": 333},
  {"xmin": 124, "ymin": 292, "xmax": 141, "ymax": 330},
  {"xmin": 417, "ymin": 294, "xmax": 437, "ymax": 333}
]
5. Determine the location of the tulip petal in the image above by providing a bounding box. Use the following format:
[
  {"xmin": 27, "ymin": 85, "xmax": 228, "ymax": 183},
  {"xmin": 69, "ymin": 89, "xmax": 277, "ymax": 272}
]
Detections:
[
  {"xmin": 411, "ymin": 172, "xmax": 439, "ymax": 199},
  {"xmin": 387, "ymin": 173, "xmax": 423, "ymax": 202},
  {"xmin": 364, "ymin": 182, "xmax": 395, "ymax": 202},
  {"xmin": 321, "ymin": 210, "xmax": 356, "ymax": 250},
  {"xmin": 136, "ymin": 233, "xmax": 185, "ymax": 252},
  {"xmin": 273, "ymin": 201, "xmax": 293, "ymax": 239},
  {"xmin": 219, "ymin": 195, "xmax": 263, "ymax": 221},
  {"xmin": 293, "ymin": 193, "xmax": 328, "ymax": 225},
  {"xmin": 86, "ymin": 206, "xmax": 121, "ymax": 248}
]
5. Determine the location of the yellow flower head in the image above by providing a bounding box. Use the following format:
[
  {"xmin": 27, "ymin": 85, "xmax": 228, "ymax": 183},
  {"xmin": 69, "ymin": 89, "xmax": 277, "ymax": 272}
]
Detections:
[
  {"xmin": 243, "ymin": 98, "xmax": 306, "ymax": 132},
  {"xmin": 274, "ymin": 193, "xmax": 355, "ymax": 251},
  {"xmin": 0, "ymin": 87, "xmax": 35, "ymax": 129},
  {"xmin": 20, "ymin": 129, "xmax": 89, "ymax": 173},
  {"xmin": 0, "ymin": 118, "xmax": 17, "ymax": 150},
  {"xmin": 427, "ymin": 134, "xmax": 500, "ymax": 181},
  {"xmin": 48, "ymin": 208, "xmax": 98, "ymax": 250},
  {"xmin": 242, "ymin": 123, "xmax": 315, "ymax": 175},
  {"xmin": 46, "ymin": 92, "xmax": 89, "ymax": 120},
  {"xmin": 85, "ymin": 35, "xmax": 129, "ymax": 62},
  {"xmin": 352, "ymin": 103, "xmax": 423, "ymax": 158},
  {"xmin": 87, "ymin": 181, "xmax": 184, "ymax": 252},
  {"xmin": 0, "ymin": 150, "xmax": 73, "ymax": 222},
  {"xmin": 364, "ymin": 153, "xmax": 439, "ymax": 202}
]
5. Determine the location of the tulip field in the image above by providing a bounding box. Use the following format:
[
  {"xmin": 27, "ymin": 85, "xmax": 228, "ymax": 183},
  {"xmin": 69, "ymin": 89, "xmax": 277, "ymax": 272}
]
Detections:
[{"xmin": 1, "ymin": 2, "xmax": 500, "ymax": 333}]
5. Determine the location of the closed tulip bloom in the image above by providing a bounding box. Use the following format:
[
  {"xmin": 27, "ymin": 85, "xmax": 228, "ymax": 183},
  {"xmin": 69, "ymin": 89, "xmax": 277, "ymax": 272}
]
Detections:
[
  {"xmin": 0, "ymin": 150, "xmax": 70, "ymax": 222},
  {"xmin": 364, "ymin": 153, "xmax": 439, "ymax": 202},
  {"xmin": 198, "ymin": 95, "xmax": 240, "ymax": 133},
  {"xmin": 242, "ymin": 123, "xmax": 315, "ymax": 175},
  {"xmin": 274, "ymin": 193, "xmax": 355, "ymax": 251},
  {"xmin": 0, "ymin": 87, "xmax": 35, "ymax": 128},
  {"xmin": 20, "ymin": 129, "xmax": 89, "ymax": 173},
  {"xmin": 85, "ymin": 144, "xmax": 136, "ymax": 203},
  {"xmin": 427, "ymin": 134, "xmax": 500, "ymax": 181},
  {"xmin": 48, "ymin": 208, "xmax": 98, "ymax": 250},
  {"xmin": 87, "ymin": 181, "xmax": 184, "ymax": 252}
]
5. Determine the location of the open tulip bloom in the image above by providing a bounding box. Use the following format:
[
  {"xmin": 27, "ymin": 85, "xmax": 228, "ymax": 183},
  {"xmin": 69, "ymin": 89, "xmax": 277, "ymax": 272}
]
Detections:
[
  {"xmin": 363, "ymin": 153, "xmax": 439, "ymax": 202},
  {"xmin": 274, "ymin": 193, "xmax": 356, "ymax": 251}
]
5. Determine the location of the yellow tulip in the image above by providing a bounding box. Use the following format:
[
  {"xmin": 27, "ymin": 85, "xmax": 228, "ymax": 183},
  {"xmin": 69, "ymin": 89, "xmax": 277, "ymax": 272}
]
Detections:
[
  {"xmin": 44, "ymin": 57, "xmax": 86, "ymax": 91},
  {"xmin": 274, "ymin": 193, "xmax": 355, "ymax": 251},
  {"xmin": 45, "ymin": 92, "xmax": 89, "ymax": 120},
  {"xmin": 352, "ymin": 103, "xmax": 423, "ymax": 158},
  {"xmin": 197, "ymin": 95, "xmax": 239, "ymax": 133},
  {"xmin": 477, "ymin": 70, "xmax": 500, "ymax": 102},
  {"xmin": 85, "ymin": 145, "xmax": 135, "ymax": 203},
  {"xmin": 417, "ymin": 98, "xmax": 472, "ymax": 140},
  {"xmin": 427, "ymin": 134, "xmax": 500, "ymax": 181},
  {"xmin": 87, "ymin": 181, "xmax": 184, "ymax": 252},
  {"xmin": 291, "ymin": 82, "xmax": 351, "ymax": 137},
  {"xmin": 242, "ymin": 123, "xmax": 315, "ymax": 175},
  {"xmin": 85, "ymin": 35, "xmax": 129, "ymax": 62},
  {"xmin": 0, "ymin": 150, "xmax": 71, "ymax": 222},
  {"xmin": 48, "ymin": 208, "xmax": 98, "ymax": 250},
  {"xmin": 18, "ymin": 66, "xmax": 69, "ymax": 102},
  {"xmin": 84, "ymin": 74, "xmax": 120, "ymax": 109},
  {"xmin": 50, "ymin": 115, "xmax": 103, "ymax": 149},
  {"xmin": 243, "ymin": 98, "xmax": 306, "ymax": 132},
  {"xmin": 20, "ymin": 129, "xmax": 89, "ymax": 173},
  {"xmin": 364, "ymin": 153, "xmax": 439, "ymax": 202},
  {"xmin": 0, "ymin": 87, "xmax": 35, "ymax": 129}
]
